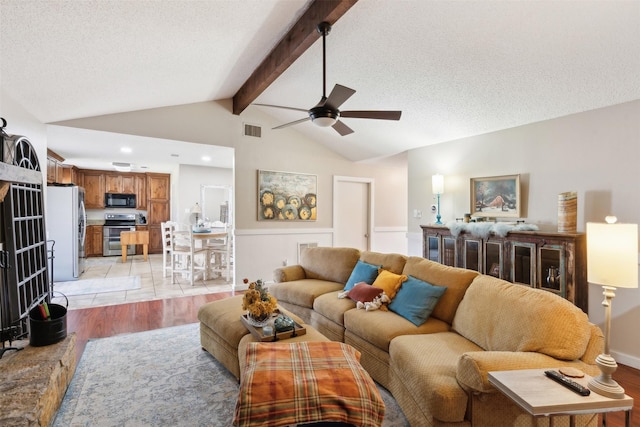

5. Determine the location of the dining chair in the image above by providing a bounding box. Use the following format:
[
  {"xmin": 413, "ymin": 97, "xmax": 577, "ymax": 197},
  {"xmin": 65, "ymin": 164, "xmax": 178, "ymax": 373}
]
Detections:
[
  {"xmin": 171, "ymin": 229, "xmax": 208, "ymax": 285},
  {"xmin": 207, "ymin": 228, "xmax": 233, "ymax": 282},
  {"xmin": 160, "ymin": 221, "xmax": 176, "ymax": 278}
]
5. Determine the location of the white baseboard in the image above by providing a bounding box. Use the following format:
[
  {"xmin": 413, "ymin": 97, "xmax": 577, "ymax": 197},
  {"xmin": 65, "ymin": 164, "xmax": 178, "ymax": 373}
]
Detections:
[{"xmin": 611, "ymin": 350, "xmax": 640, "ymax": 370}]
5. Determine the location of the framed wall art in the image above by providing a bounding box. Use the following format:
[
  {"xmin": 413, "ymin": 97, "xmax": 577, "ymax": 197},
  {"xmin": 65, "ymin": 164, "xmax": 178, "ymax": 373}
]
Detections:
[
  {"xmin": 258, "ymin": 170, "xmax": 317, "ymax": 221},
  {"xmin": 470, "ymin": 174, "xmax": 521, "ymax": 218}
]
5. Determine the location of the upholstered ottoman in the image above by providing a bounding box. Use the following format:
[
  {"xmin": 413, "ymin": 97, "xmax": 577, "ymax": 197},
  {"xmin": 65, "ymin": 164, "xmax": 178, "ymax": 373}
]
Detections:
[
  {"xmin": 198, "ymin": 295, "xmax": 328, "ymax": 380},
  {"xmin": 237, "ymin": 323, "xmax": 330, "ymax": 380},
  {"xmin": 234, "ymin": 341, "xmax": 385, "ymax": 427}
]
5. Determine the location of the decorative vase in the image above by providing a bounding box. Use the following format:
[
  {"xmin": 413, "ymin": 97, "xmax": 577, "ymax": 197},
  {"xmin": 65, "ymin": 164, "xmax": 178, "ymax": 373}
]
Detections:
[{"xmin": 246, "ymin": 311, "xmax": 271, "ymax": 327}]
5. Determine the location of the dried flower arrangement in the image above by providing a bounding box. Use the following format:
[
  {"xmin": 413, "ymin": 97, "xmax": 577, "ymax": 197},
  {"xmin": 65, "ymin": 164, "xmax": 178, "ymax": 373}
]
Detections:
[{"xmin": 242, "ymin": 278, "xmax": 278, "ymax": 322}]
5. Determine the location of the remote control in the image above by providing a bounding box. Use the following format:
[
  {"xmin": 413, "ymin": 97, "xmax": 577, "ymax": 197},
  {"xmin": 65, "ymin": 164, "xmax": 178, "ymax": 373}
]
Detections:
[{"xmin": 544, "ymin": 370, "xmax": 590, "ymax": 396}]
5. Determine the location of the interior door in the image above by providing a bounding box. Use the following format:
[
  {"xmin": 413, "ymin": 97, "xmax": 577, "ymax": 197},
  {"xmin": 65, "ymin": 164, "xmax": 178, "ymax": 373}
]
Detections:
[{"xmin": 333, "ymin": 177, "xmax": 372, "ymax": 250}]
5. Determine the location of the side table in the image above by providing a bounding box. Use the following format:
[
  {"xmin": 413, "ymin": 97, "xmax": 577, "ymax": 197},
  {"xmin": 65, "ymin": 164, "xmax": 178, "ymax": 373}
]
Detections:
[{"xmin": 489, "ymin": 369, "xmax": 633, "ymax": 427}]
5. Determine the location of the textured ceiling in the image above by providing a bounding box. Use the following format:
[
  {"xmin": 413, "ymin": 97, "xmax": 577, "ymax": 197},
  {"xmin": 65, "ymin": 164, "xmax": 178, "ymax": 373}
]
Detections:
[{"xmin": 1, "ymin": 0, "xmax": 639, "ymax": 169}]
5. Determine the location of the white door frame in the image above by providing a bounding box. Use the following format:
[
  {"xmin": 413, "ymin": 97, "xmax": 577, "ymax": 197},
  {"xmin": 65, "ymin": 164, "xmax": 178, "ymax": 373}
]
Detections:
[{"xmin": 333, "ymin": 175, "xmax": 374, "ymax": 250}]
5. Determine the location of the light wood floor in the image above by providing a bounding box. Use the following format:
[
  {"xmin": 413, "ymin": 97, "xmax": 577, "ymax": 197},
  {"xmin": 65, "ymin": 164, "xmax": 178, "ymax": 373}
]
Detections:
[
  {"xmin": 66, "ymin": 293, "xmax": 639, "ymax": 427},
  {"xmin": 52, "ymin": 253, "xmax": 235, "ymax": 310}
]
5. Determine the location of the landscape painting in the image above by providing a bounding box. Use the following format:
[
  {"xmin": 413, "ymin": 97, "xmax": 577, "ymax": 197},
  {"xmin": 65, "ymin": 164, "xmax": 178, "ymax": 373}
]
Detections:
[{"xmin": 470, "ymin": 174, "xmax": 521, "ymax": 218}]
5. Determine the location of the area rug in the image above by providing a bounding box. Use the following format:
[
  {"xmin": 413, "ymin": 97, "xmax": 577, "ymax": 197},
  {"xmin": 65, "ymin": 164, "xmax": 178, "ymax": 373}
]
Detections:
[
  {"xmin": 53, "ymin": 276, "xmax": 141, "ymax": 296},
  {"xmin": 52, "ymin": 323, "xmax": 409, "ymax": 427}
]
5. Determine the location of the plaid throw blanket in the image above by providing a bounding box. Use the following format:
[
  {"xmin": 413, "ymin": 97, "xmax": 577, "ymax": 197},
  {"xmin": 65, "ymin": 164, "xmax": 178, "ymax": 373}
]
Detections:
[{"xmin": 233, "ymin": 341, "xmax": 385, "ymax": 427}]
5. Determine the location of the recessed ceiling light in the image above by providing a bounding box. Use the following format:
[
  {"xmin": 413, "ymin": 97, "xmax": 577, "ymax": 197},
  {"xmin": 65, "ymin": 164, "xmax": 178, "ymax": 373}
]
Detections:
[
  {"xmin": 202, "ymin": 156, "xmax": 211, "ymax": 161},
  {"xmin": 120, "ymin": 147, "xmax": 132, "ymax": 153}
]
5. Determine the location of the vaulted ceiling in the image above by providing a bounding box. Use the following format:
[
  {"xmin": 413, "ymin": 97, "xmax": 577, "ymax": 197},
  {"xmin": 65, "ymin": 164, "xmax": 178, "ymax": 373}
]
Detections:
[{"xmin": 1, "ymin": 0, "xmax": 638, "ymax": 169}]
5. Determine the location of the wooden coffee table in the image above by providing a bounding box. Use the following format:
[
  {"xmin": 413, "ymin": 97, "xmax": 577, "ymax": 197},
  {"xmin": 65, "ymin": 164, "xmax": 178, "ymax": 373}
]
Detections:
[{"xmin": 489, "ymin": 369, "xmax": 633, "ymax": 427}]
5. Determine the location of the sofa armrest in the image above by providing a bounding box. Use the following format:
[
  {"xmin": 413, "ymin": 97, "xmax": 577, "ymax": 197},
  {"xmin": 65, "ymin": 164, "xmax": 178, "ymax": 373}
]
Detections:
[
  {"xmin": 273, "ymin": 265, "xmax": 307, "ymax": 283},
  {"xmin": 456, "ymin": 351, "xmax": 596, "ymax": 393}
]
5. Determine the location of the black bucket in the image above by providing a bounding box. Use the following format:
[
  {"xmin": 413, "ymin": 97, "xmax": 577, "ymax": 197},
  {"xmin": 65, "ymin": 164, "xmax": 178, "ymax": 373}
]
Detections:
[{"xmin": 29, "ymin": 296, "xmax": 68, "ymax": 347}]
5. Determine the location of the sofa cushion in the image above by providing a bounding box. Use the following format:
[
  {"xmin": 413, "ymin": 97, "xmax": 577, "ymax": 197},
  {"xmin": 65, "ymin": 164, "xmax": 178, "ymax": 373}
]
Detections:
[
  {"xmin": 348, "ymin": 282, "xmax": 383, "ymax": 303},
  {"xmin": 269, "ymin": 279, "xmax": 344, "ymax": 309},
  {"xmin": 360, "ymin": 251, "xmax": 407, "ymax": 274},
  {"xmin": 401, "ymin": 256, "xmax": 479, "ymax": 325},
  {"xmin": 388, "ymin": 276, "xmax": 447, "ymax": 326},
  {"xmin": 313, "ymin": 291, "xmax": 356, "ymax": 327},
  {"xmin": 344, "ymin": 260, "xmax": 381, "ymax": 291},
  {"xmin": 371, "ymin": 270, "xmax": 407, "ymax": 300},
  {"xmin": 344, "ymin": 308, "xmax": 450, "ymax": 352},
  {"xmin": 452, "ymin": 275, "xmax": 591, "ymax": 360},
  {"xmin": 300, "ymin": 247, "xmax": 361, "ymax": 284},
  {"xmin": 389, "ymin": 332, "xmax": 482, "ymax": 422}
]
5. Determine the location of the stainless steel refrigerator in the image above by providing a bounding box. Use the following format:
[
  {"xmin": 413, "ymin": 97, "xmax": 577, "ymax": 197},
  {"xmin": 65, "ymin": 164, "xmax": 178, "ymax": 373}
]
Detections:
[{"xmin": 46, "ymin": 185, "xmax": 87, "ymax": 281}]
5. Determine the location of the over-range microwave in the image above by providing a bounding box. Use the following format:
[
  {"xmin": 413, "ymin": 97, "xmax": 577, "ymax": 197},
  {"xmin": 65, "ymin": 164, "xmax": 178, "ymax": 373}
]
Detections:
[{"xmin": 105, "ymin": 193, "xmax": 136, "ymax": 208}]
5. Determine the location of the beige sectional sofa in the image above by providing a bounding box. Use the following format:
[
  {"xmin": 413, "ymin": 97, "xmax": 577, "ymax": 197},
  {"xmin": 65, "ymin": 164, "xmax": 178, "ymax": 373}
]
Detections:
[{"xmin": 269, "ymin": 246, "xmax": 604, "ymax": 427}]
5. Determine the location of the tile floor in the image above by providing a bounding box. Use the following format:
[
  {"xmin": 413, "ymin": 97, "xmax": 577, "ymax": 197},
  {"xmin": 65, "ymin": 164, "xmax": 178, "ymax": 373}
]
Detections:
[{"xmin": 51, "ymin": 254, "xmax": 237, "ymax": 310}]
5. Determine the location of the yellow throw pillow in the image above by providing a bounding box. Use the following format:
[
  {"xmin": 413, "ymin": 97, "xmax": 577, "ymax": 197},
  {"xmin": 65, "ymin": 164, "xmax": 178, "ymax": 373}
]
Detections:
[{"xmin": 372, "ymin": 269, "xmax": 407, "ymax": 301}]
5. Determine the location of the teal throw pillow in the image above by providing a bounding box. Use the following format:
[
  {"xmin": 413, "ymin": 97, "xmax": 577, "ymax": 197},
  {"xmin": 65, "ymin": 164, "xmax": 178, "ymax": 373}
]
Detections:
[
  {"xmin": 344, "ymin": 260, "xmax": 381, "ymax": 291},
  {"xmin": 388, "ymin": 275, "xmax": 447, "ymax": 326}
]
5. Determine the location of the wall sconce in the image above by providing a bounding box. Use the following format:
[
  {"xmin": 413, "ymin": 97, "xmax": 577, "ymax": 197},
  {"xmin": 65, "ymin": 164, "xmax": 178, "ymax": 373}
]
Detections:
[
  {"xmin": 586, "ymin": 216, "xmax": 638, "ymax": 399},
  {"xmin": 432, "ymin": 174, "xmax": 444, "ymax": 225}
]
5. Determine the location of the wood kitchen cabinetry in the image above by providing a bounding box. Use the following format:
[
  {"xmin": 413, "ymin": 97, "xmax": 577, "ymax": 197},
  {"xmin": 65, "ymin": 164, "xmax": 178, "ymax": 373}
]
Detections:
[
  {"xmin": 105, "ymin": 174, "xmax": 136, "ymax": 194},
  {"xmin": 136, "ymin": 175, "xmax": 147, "ymax": 210},
  {"xmin": 85, "ymin": 225, "xmax": 104, "ymax": 257},
  {"xmin": 81, "ymin": 171, "xmax": 106, "ymax": 209},
  {"xmin": 421, "ymin": 225, "xmax": 587, "ymax": 313},
  {"xmin": 146, "ymin": 173, "xmax": 170, "ymax": 254}
]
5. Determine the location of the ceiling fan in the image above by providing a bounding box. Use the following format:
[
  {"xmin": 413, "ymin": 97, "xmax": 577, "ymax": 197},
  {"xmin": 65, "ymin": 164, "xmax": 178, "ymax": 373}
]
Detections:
[{"xmin": 254, "ymin": 22, "xmax": 402, "ymax": 136}]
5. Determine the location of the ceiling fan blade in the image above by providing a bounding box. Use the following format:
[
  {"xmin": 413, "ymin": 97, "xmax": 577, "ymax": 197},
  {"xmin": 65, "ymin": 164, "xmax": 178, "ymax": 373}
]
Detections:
[
  {"xmin": 324, "ymin": 84, "xmax": 356, "ymax": 109},
  {"xmin": 272, "ymin": 116, "xmax": 311, "ymax": 130},
  {"xmin": 332, "ymin": 120, "xmax": 354, "ymax": 136},
  {"xmin": 253, "ymin": 103, "xmax": 309, "ymax": 113},
  {"xmin": 340, "ymin": 110, "xmax": 402, "ymax": 120}
]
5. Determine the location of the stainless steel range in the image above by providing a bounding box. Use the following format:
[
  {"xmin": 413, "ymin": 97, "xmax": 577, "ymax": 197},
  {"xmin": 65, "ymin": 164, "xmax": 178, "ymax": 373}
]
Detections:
[{"xmin": 103, "ymin": 213, "xmax": 137, "ymax": 256}]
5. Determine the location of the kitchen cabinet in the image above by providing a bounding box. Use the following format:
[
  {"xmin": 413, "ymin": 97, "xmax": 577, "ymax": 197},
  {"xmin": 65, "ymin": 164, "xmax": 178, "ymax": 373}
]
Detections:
[
  {"xmin": 146, "ymin": 173, "xmax": 170, "ymax": 254},
  {"xmin": 421, "ymin": 225, "xmax": 587, "ymax": 313},
  {"xmin": 85, "ymin": 225, "xmax": 104, "ymax": 257},
  {"xmin": 136, "ymin": 175, "xmax": 147, "ymax": 209},
  {"xmin": 105, "ymin": 173, "xmax": 137, "ymax": 194},
  {"xmin": 82, "ymin": 171, "xmax": 105, "ymax": 209},
  {"xmin": 46, "ymin": 149, "xmax": 64, "ymax": 184}
]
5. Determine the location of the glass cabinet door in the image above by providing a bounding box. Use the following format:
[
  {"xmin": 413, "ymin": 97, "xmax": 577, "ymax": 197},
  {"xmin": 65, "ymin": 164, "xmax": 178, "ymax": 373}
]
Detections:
[
  {"xmin": 442, "ymin": 237, "xmax": 457, "ymax": 267},
  {"xmin": 511, "ymin": 242, "xmax": 536, "ymax": 286},
  {"xmin": 539, "ymin": 245, "xmax": 565, "ymax": 296},
  {"xmin": 464, "ymin": 239, "xmax": 481, "ymax": 271},
  {"xmin": 484, "ymin": 241, "xmax": 502, "ymax": 278},
  {"xmin": 426, "ymin": 235, "xmax": 439, "ymax": 262}
]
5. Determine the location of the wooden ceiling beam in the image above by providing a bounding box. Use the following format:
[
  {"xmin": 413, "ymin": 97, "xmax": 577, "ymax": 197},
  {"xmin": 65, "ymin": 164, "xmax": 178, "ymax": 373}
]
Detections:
[{"xmin": 232, "ymin": 0, "xmax": 358, "ymax": 115}]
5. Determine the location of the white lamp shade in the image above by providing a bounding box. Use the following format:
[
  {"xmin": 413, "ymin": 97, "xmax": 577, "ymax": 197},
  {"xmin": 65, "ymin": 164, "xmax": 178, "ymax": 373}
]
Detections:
[
  {"xmin": 191, "ymin": 203, "xmax": 202, "ymax": 215},
  {"xmin": 432, "ymin": 174, "xmax": 444, "ymax": 194},
  {"xmin": 587, "ymin": 222, "xmax": 638, "ymax": 289}
]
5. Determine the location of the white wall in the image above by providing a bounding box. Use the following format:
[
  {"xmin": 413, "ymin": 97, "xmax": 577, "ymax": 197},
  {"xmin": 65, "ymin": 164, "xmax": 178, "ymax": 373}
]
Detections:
[
  {"xmin": 407, "ymin": 100, "xmax": 640, "ymax": 367},
  {"xmin": 2, "ymin": 91, "xmax": 408, "ymax": 287}
]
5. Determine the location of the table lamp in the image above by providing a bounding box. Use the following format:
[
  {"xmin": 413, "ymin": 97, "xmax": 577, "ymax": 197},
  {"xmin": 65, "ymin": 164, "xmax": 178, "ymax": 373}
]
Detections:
[
  {"xmin": 432, "ymin": 174, "xmax": 444, "ymax": 225},
  {"xmin": 586, "ymin": 217, "xmax": 638, "ymax": 399},
  {"xmin": 191, "ymin": 203, "xmax": 202, "ymax": 226}
]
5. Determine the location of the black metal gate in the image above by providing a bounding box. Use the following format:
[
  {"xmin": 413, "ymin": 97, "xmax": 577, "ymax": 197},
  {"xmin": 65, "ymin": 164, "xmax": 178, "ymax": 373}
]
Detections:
[{"xmin": 0, "ymin": 118, "xmax": 49, "ymax": 357}]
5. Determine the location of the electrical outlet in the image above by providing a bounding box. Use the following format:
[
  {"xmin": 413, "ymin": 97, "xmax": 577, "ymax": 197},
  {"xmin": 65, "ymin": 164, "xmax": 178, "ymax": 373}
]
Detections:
[{"xmin": 283, "ymin": 259, "xmax": 288, "ymax": 266}]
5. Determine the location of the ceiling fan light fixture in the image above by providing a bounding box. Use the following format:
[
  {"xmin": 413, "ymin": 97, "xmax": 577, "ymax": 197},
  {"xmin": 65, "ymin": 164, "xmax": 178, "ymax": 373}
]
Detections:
[{"xmin": 310, "ymin": 107, "xmax": 338, "ymax": 127}]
